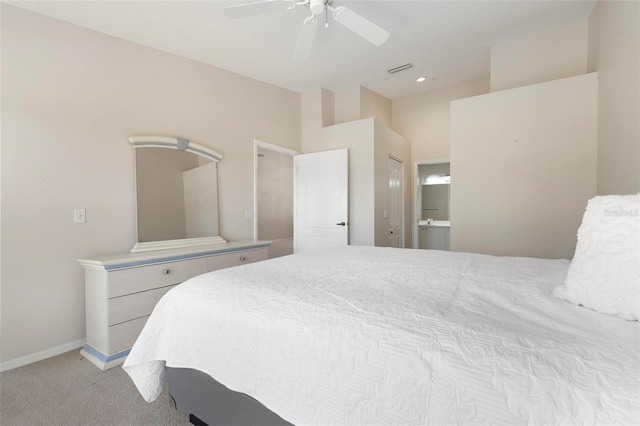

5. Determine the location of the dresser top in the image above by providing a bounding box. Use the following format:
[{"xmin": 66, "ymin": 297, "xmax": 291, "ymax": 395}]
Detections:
[{"xmin": 78, "ymin": 240, "xmax": 271, "ymax": 270}]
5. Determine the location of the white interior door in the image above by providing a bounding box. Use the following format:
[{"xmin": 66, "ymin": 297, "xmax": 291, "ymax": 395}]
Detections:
[
  {"xmin": 388, "ymin": 156, "xmax": 403, "ymax": 248},
  {"xmin": 294, "ymin": 149, "xmax": 348, "ymax": 253}
]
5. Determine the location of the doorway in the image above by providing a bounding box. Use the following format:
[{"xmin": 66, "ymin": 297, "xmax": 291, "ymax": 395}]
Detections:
[
  {"xmin": 388, "ymin": 156, "xmax": 404, "ymax": 248},
  {"xmin": 413, "ymin": 160, "xmax": 450, "ymax": 249},
  {"xmin": 253, "ymin": 140, "xmax": 300, "ymax": 258}
]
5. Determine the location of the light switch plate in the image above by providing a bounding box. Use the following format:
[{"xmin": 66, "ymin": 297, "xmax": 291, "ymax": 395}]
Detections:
[{"xmin": 74, "ymin": 208, "xmax": 86, "ymax": 223}]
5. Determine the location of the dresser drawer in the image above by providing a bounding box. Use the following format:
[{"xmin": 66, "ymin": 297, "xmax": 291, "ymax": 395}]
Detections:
[
  {"xmin": 207, "ymin": 248, "xmax": 268, "ymax": 271},
  {"xmin": 79, "ymin": 241, "xmax": 271, "ymax": 369},
  {"xmin": 108, "ymin": 285, "xmax": 176, "ymax": 326},
  {"xmin": 109, "ymin": 316, "xmax": 149, "ymax": 354},
  {"xmin": 108, "ymin": 258, "xmax": 207, "ymax": 298}
]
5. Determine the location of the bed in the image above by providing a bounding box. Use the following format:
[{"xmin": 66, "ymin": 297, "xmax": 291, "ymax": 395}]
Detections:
[{"xmin": 123, "ymin": 196, "xmax": 640, "ymax": 425}]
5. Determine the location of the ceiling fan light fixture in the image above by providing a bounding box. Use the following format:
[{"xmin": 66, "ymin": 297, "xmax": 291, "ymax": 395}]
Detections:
[
  {"xmin": 416, "ymin": 76, "xmax": 427, "ymax": 82},
  {"xmin": 309, "ymin": 0, "xmax": 325, "ymax": 15}
]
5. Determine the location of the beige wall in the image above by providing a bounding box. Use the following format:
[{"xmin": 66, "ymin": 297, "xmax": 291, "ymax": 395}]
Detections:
[
  {"xmin": 361, "ymin": 87, "xmax": 392, "ymax": 127},
  {"xmin": 391, "ymin": 78, "xmax": 490, "ymax": 162},
  {"xmin": 1, "ymin": 5, "xmax": 300, "ymax": 366},
  {"xmin": 301, "ymin": 88, "xmax": 335, "ymax": 149},
  {"xmin": 490, "ymin": 20, "xmax": 589, "ymax": 92},
  {"xmin": 257, "ymin": 147, "xmax": 293, "ymax": 241},
  {"xmin": 334, "ymin": 86, "xmax": 392, "ymax": 127},
  {"xmin": 334, "ymin": 87, "xmax": 361, "ymax": 124},
  {"xmin": 450, "ymin": 73, "xmax": 598, "ymax": 259},
  {"xmin": 588, "ymin": 0, "xmax": 640, "ymax": 195}
]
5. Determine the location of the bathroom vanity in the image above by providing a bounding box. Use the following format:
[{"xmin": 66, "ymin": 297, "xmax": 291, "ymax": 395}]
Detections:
[{"xmin": 418, "ymin": 220, "xmax": 450, "ymax": 250}]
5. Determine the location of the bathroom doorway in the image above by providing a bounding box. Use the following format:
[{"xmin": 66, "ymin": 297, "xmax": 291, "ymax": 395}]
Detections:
[
  {"xmin": 413, "ymin": 160, "xmax": 450, "ymax": 249},
  {"xmin": 253, "ymin": 140, "xmax": 300, "ymax": 258}
]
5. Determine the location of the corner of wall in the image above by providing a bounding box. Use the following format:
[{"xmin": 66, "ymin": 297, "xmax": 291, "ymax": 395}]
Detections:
[
  {"xmin": 334, "ymin": 87, "xmax": 361, "ymax": 125},
  {"xmin": 587, "ymin": 0, "xmax": 640, "ymax": 194},
  {"xmin": 321, "ymin": 88, "xmax": 335, "ymax": 127},
  {"xmin": 360, "ymin": 86, "xmax": 392, "ymax": 127}
]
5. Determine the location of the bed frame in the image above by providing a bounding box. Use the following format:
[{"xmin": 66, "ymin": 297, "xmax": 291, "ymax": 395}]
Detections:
[{"xmin": 167, "ymin": 367, "xmax": 292, "ymax": 426}]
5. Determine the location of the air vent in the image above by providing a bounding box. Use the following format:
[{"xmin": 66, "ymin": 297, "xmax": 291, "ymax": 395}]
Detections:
[{"xmin": 386, "ymin": 63, "xmax": 414, "ymax": 74}]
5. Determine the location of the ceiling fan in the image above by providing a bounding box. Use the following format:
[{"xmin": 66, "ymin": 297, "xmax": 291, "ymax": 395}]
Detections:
[{"xmin": 223, "ymin": 0, "xmax": 390, "ymax": 61}]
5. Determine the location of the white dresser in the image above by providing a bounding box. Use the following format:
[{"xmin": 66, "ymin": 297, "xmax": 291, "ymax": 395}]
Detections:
[{"xmin": 78, "ymin": 240, "xmax": 270, "ymax": 370}]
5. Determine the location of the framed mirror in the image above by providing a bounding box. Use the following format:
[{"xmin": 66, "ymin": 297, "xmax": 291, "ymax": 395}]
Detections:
[
  {"xmin": 418, "ymin": 163, "xmax": 450, "ymax": 221},
  {"xmin": 129, "ymin": 136, "xmax": 226, "ymax": 253}
]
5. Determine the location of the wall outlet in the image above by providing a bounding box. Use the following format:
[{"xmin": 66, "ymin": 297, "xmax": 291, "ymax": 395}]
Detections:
[{"xmin": 74, "ymin": 208, "xmax": 86, "ymax": 223}]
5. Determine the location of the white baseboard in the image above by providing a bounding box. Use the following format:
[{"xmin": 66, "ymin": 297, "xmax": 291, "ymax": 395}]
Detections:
[{"xmin": 0, "ymin": 339, "xmax": 85, "ymax": 372}]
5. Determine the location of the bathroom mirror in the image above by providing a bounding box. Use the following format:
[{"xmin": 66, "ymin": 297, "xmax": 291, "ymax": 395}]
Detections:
[
  {"xmin": 130, "ymin": 136, "xmax": 225, "ymax": 252},
  {"xmin": 421, "ymin": 183, "xmax": 450, "ymax": 220},
  {"xmin": 418, "ymin": 163, "xmax": 450, "ymax": 221}
]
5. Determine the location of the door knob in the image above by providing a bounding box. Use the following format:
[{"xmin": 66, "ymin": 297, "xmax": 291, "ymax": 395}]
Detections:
[{"xmin": 336, "ymin": 221, "xmax": 346, "ymax": 226}]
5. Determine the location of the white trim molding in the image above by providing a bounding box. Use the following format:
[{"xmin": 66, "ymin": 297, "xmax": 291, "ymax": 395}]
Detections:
[
  {"xmin": 129, "ymin": 135, "xmax": 223, "ymax": 162},
  {"xmin": 129, "ymin": 135, "xmax": 226, "ymax": 253},
  {"xmin": 131, "ymin": 235, "xmax": 227, "ymax": 253},
  {"xmin": 0, "ymin": 339, "xmax": 85, "ymax": 372}
]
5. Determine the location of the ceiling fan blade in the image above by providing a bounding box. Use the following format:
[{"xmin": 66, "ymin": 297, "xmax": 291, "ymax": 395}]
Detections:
[
  {"xmin": 223, "ymin": 0, "xmax": 290, "ymax": 20},
  {"xmin": 293, "ymin": 17, "xmax": 318, "ymax": 62},
  {"xmin": 331, "ymin": 6, "xmax": 389, "ymax": 46}
]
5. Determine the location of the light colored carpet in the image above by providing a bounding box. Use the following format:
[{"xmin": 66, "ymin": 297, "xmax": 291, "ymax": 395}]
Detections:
[{"xmin": 0, "ymin": 349, "xmax": 191, "ymax": 426}]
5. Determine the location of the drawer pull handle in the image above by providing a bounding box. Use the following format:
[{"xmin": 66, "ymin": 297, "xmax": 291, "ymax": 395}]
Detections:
[
  {"xmin": 162, "ymin": 269, "xmax": 170, "ymax": 275},
  {"xmin": 239, "ymin": 256, "xmax": 246, "ymax": 261}
]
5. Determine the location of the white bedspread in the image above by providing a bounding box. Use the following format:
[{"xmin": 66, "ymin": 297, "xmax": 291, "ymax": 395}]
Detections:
[{"xmin": 123, "ymin": 246, "xmax": 640, "ymax": 425}]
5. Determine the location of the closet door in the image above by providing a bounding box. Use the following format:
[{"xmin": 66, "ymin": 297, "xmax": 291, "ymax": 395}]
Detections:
[{"xmin": 388, "ymin": 156, "xmax": 403, "ymax": 248}]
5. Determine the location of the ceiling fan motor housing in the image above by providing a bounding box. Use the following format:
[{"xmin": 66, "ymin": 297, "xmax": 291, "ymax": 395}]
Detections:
[{"xmin": 309, "ymin": 0, "xmax": 331, "ymax": 15}]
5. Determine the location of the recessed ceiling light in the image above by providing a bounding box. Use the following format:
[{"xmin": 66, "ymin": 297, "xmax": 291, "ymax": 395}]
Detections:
[{"xmin": 416, "ymin": 76, "xmax": 427, "ymax": 82}]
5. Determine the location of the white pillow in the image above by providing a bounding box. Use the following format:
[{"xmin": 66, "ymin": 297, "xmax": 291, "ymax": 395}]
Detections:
[{"xmin": 553, "ymin": 194, "xmax": 640, "ymax": 321}]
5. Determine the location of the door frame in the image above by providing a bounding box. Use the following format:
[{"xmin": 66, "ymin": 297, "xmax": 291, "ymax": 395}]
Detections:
[
  {"xmin": 253, "ymin": 139, "xmax": 300, "ymax": 240},
  {"xmin": 388, "ymin": 155, "xmax": 404, "ymax": 248},
  {"xmin": 413, "ymin": 158, "xmax": 449, "ymax": 249}
]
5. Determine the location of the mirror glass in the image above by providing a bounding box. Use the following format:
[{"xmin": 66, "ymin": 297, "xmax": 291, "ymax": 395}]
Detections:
[
  {"xmin": 418, "ymin": 163, "xmax": 450, "ymax": 221},
  {"xmin": 421, "ymin": 184, "xmax": 450, "ymax": 220},
  {"xmin": 135, "ymin": 148, "xmax": 219, "ymax": 243}
]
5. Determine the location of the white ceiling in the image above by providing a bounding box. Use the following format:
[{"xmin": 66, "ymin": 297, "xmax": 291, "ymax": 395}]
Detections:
[{"xmin": 7, "ymin": 0, "xmax": 597, "ymax": 99}]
